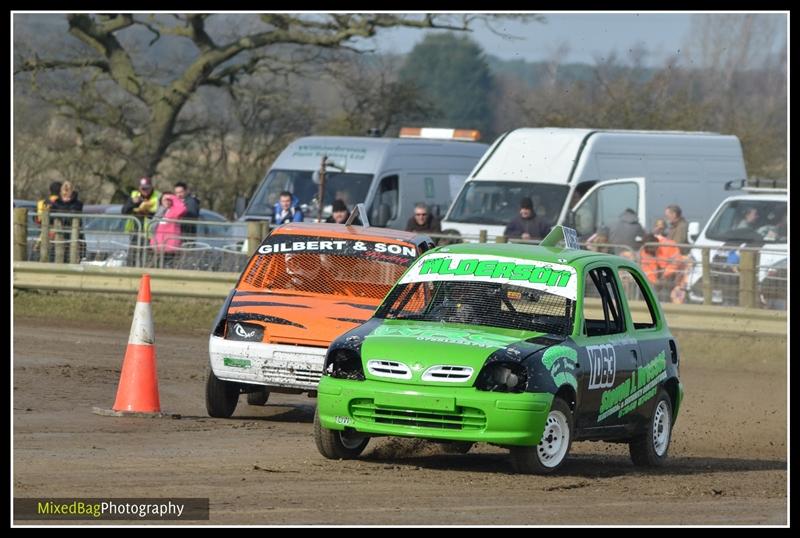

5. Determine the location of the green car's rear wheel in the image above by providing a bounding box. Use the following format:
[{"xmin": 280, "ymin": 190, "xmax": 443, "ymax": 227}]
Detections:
[{"xmin": 630, "ymin": 389, "xmax": 673, "ymax": 467}]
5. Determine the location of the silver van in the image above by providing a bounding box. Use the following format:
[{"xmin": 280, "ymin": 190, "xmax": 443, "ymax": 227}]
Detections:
[
  {"xmin": 441, "ymin": 128, "xmax": 748, "ymax": 240},
  {"xmin": 238, "ymin": 129, "xmax": 488, "ymax": 229}
]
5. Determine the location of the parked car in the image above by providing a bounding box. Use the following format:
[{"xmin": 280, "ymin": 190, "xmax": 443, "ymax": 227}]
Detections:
[
  {"xmin": 206, "ymin": 221, "xmax": 436, "ymax": 418},
  {"xmin": 314, "ymin": 226, "xmax": 683, "ymax": 474},
  {"xmin": 82, "ymin": 204, "xmax": 243, "ymax": 269},
  {"xmin": 686, "ymin": 190, "xmax": 786, "ymax": 307}
]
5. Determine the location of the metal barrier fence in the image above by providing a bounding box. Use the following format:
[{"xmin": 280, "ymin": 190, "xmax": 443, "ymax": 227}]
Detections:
[
  {"xmin": 13, "ymin": 208, "xmax": 786, "ymax": 310},
  {"xmin": 424, "ymin": 231, "xmax": 787, "ymax": 311},
  {"xmin": 15, "ymin": 208, "xmax": 250, "ymax": 273}
]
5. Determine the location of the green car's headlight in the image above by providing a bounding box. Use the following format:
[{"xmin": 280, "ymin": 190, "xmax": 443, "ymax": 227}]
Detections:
[
  {"xmin": 475, "ymin": 361, "xmax": 528, "ymax": 393},
  {"xmin": 324, "ymin": 349, "xmax": 365, "ymax": 381}
]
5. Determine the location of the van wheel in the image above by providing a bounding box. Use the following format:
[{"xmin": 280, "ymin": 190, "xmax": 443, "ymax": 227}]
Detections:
[
  {"xmin": 509, "ymin": 398, "xmax": 573, "ymax": 474},
  {"xmin": 313, "ymin": 407, "xmax": 368, "ymax": 459},
  {"xmin": 246, "ymin": 387, "xmax": 270, "ymax": 406},
  {"xmin": 630, "ymin": 389, "xmax": 673, "ymax": 467},
  {"xmin": 205, "ymin": 366, "xmax": 239, "ymax": 418}
]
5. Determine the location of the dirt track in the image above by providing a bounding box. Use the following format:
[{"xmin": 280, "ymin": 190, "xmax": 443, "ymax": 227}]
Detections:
[{"xmin": 13, "ymin": 319, "xmax": 787, "ymax": 525}]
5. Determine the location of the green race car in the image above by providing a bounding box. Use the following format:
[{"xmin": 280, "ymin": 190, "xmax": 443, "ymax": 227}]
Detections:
[{"xmin": 314, "ymin": 227, "xmax": 683, "ymax": 474}]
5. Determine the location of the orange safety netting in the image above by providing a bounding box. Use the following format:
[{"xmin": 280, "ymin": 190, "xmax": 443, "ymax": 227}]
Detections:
[{"xmin": 241, "ymin": 251, "xmax": 409, "ymax": 299}]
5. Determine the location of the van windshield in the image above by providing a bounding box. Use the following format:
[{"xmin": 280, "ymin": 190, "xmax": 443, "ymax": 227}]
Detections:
[
  {"xmin": 705, "ymin": 199, "xmax": 786, "ymax": 244},
  {"xmin": 447, "ymin": 181, "xmax": 569, "ymax": 226},
  {"xmin": 245, "ymin": 169, "xmax": 373, "ymax": 218}
]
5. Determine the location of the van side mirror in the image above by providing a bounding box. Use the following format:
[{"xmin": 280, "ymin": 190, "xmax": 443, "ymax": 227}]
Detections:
[
  {"xmin": 234, "ymin": 196, "xmax": 248, "ymax": 219},
  {"xmin": 688, "ymin": 221, "xmax": 700, "ymax": 243}
]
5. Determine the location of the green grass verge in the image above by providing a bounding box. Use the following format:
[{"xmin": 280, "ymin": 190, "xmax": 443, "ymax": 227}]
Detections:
[{"xmin": 13, "ymin": 289, "xmax": 222, "ymax": 334}]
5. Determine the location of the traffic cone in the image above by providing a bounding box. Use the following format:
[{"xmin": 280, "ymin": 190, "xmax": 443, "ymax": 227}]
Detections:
[{"xmin": 94, "ymin": 274, "xmax": 168, "ymax": 417}]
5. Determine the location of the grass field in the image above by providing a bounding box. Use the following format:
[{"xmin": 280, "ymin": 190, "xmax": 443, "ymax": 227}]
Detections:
[{"xmin": 13, "ymin": 289, "xmax": 222, "ymax": 334}]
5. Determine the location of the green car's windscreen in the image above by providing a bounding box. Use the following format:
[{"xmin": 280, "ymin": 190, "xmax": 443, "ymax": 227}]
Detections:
[{"xmin": 375, "ymin": 253, "xmax": 579, "ymax": 335}]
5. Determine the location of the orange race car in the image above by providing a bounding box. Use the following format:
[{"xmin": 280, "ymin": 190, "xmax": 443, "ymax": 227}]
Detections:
[{"xmin": 206, "ymin": 221, "xmax": 434, "ymax": 417}]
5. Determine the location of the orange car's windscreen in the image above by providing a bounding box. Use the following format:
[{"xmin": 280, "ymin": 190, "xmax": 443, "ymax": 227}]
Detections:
[{"xmin": 240, "ymin": 235, "xmax": 417, "ymax": 298}]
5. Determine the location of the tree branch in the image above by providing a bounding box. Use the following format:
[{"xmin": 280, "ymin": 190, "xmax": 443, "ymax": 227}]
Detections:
[
  {"xmin": 15, "ymin": 57, "xmax": 110, "ymax": 75},
  {"xmin": 66, "ymin": 14, "xmax": 159, "ymax": 104}
]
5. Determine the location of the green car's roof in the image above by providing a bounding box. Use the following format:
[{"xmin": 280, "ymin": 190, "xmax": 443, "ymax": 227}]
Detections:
[{"xmin": 428, "ymin": 242, "xmax": 628, "ymax": 270}]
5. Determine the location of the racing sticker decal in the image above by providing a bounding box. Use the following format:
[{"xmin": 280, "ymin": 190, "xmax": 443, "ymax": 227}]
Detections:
[
  {"xmin": 223, "ymin": 357, "xmax": 251, "ymax": 368},
  {"xmin": 226, "ymin": 320, "xmax": 265, "ymax": 341},
  {"xmin": 586, "ymin": 344, "xmax": 616, "ymax": 390},
  {"xmin": 370, "ymin": 324, "xmax": 522, "ymax": 349},
  {"xmin": 597, "ymin": 351, "xmax": 667, "ymax": 423},
  {"xmin": 541, "ymin": 345, "xmax": 578, "ymax": 390},
  {"xmin": 398, "ymin": 253, "xmax": 577, "ymax": 300},
  {"xmin": 257, "ymin": 234, "xmax": 416, "ymax": 264}
]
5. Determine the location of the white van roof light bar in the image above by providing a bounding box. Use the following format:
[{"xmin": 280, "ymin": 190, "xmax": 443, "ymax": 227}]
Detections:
[
  {"xmin": 724, "ymin": 178, "xmax": 787, "ymax": 193},
  {"xmin": 399, "ymin": 127, "xmax": 481, "ymax": 142}
]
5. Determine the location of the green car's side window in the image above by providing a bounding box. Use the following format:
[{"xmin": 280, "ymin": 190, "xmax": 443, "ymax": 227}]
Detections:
[
  {"xmin": 583, "ymin": 266, "xmax": 626, "ymax": 337},
  {"xmin": 617, "ymin": 267, "xmax": 659, "ymax": 330}
]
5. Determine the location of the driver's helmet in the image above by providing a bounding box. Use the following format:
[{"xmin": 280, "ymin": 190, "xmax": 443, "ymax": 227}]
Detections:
[{"xmin": 285, "ymin": 253, "xmax": 322, "ymax": 288}]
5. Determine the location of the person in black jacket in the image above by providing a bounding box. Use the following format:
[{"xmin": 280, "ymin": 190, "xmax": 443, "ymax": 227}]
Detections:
[
  {"xmin": 173, "ymin": 181, "xmax": 200, "ymax": 236},
  {"xmin": 49, "ymin": 181, "xmax": 83, "ymax": 213},
  {"xmin": 49, "ymin": 181, "xmax": 84, "ymax": 261},
  {"xmin": 609, "ymin": 208, "xmax": 646, "ymax": 254},
  {"xmin": 405, "ymin": 203, "xmax": 441, "ymax": 233},
  {"xmin": 504, "ymin": 197, "xmax": 550, "ymax": 240}
]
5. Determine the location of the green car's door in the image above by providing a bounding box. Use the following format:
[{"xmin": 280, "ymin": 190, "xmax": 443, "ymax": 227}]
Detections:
[
  {"xmin": 573, "ymin": 264, "xmax": 641, "ymax": 438},
  {"xmin": 615, "ymin": 264, "xmax": 676, "ymax": 433}
]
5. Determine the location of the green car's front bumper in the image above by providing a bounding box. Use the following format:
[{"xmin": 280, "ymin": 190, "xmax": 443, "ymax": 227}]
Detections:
[{"xmin": 317, "ymin": 376, "xmax": 554, "ymax": 446}]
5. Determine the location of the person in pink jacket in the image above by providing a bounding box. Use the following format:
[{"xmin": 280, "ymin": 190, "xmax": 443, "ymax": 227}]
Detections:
[{"xmin": 151, "ymin": 193, "xmax": 187, "ymax": 254}]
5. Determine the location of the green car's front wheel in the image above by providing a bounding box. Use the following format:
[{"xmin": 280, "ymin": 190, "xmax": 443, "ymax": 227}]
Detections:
[
  {"xmin": 314, "ymin": 408, "xmax": 369, "ymax": 459},
  {"xmin": 509, "ymin": 398, "xmax": 573, "ymax": 474}
]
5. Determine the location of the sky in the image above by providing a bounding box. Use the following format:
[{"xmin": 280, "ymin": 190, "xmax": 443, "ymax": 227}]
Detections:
[
  {"xmin": 366, "ymin": 12, "xmax": 788, "ymax": 66},
  {"xmin": 13, "ymin": 12, "xmax": 788, "ymax": 69}
]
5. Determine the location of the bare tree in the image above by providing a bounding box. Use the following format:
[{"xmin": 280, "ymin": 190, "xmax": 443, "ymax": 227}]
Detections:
[
  {"xmin": 14, "ymin": 13, "xmax": 489, "ymax": 199},
  {"xmin": 317, "ymin": 53, "xmax": 437, "ymax": 137}
]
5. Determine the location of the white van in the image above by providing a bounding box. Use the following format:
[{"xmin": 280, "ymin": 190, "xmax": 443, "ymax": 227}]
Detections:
[
  {"xmin": 441, "ymin": 128, "xmax": 748, "ymax": 241},
  {"xmin": 239, "ymin": 129, "xmax": 488, "ymax": 229},
  {"xmin": 686, "ymin": 189, "xmax": 787, "ymax": 307}
]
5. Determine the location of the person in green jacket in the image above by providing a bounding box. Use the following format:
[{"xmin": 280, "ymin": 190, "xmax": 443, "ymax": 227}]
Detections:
[{"xmin": 122, "ymin": 177, "xmax": 161, "ymax": 232}]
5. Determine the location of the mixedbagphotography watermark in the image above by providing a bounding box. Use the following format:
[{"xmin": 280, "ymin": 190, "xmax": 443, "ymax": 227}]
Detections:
[{"xmin": 14, "ymin": 498, "xmax": 209, "ymax": 521}]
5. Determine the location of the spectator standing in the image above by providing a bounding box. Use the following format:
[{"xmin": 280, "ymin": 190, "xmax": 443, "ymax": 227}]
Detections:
[
  {"xmin": 151, "ymin": 193, "xmax": 187, "ymax": 267},
  {"xmin": 665, "ymin": 204, "xmax": 689, "ymax": 253},
  {"xmin": 273, "ymin": 191, "xmax": 304, "ymax": 225},
  {"xmin": 609, "ymin": 208, "xmax": 646, "ymax": 254},
  {"xmin": 405, "ymin": 203, "xmax": 441, "ymax": 234},
  {"xmin": 123, "ymin": 177, "xmax": 161, "ymax": 230},
  {"xmin": 35, "ymin": 181, "xmax": 62, "ymax": 225},
  {"xmin": 638, "ymin": 233, "xmax": 689, "ymax": 303},
  {"xmin": 653, "ymin": 218, "xmax": 668, "ymax": 238},
  {"xmin": 49, "ymin": 181, "xmax": 84, "ymax": 261},
  {"xmin": 503, "ymin": 197, "xmax": 550, "ymax": 240},
  {"xmin": 50, "ymin": 181, "xmax": 84, "ymax": 213},
  {"xmin": 173, "ymin": 181, "xmax": 200, "ymax": 236}
]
